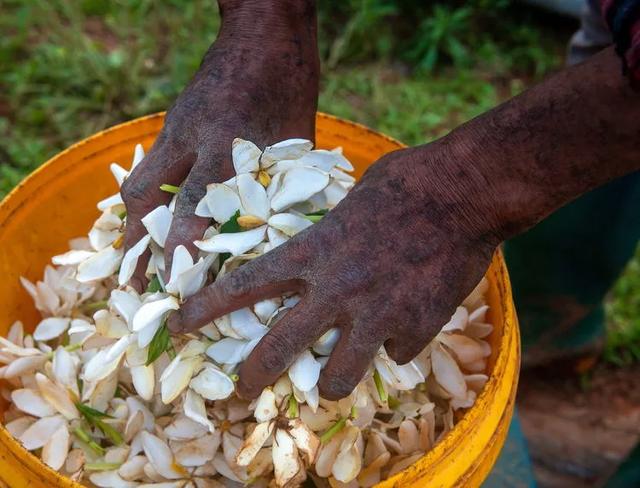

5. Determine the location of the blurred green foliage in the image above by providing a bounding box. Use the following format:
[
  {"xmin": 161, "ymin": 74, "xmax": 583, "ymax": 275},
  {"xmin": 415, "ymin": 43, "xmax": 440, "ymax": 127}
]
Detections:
[
  {"xmin": 605, "ymin": 247, "xmax": 640, "ymax": 365},
  {"xmin": 3, "ymin": 0, "xmax": 639, "ymax": 361},
  {"xmin": 0, "ymin": 0, "xmax": 566, "ymax": 195}
]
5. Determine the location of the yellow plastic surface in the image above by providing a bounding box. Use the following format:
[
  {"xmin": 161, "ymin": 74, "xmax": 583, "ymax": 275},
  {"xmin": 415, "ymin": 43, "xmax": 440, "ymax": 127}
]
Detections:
[{"xmin": 0, "ymin": 113, "xmax": 520, "ymax": 487}]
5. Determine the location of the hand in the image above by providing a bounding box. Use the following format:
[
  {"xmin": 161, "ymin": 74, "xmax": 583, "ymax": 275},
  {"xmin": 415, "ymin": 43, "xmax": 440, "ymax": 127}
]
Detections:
[
  {"xmin": 168, "ymin": 139, "xmax": 504, "ymax": 400},
  {"xmin": 121, "ymin": 0, "xmax": 319, "ymax": 291}
]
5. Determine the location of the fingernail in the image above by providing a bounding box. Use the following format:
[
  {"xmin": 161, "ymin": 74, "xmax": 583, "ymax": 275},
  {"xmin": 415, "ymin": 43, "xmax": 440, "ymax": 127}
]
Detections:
[{"xmin": 167, "ymin": 311, "xmax": 183, "ymax": 333}]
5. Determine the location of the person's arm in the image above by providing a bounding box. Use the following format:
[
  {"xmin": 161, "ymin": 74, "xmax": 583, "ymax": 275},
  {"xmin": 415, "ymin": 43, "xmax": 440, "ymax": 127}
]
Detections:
[
  {"xmin": 120, "ymin": 0, "xmax": 319, "ymax": 290},
  {"xmin": 168, "ymin": 47, "xmax": 640, "ymax": 400}
]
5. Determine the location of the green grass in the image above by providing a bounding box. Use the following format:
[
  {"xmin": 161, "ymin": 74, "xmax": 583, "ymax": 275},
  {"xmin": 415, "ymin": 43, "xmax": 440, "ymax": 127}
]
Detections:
[
  {"xmin": 2, "ymin": 0, "xmax": 639, "ymax": 362},
  {"xmin": 605, "ymin": 247, "xmax": 640, "ymax": 365}
]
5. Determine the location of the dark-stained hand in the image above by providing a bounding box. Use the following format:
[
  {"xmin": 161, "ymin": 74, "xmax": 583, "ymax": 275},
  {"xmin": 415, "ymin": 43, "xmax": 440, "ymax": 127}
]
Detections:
[
  {"xmin": 168, "ymin": 140, "xmax": 504, "ymax": 400},
  {"xmin": 120, "ymin": 0, "xmax": 319, "ymax": 291}
]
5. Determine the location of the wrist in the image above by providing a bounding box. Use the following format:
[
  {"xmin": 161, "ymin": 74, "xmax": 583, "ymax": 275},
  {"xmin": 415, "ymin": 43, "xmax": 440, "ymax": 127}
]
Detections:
[
  {"xmin": 217, "ymin": 0, "xmax": 317, "ymax": 46},
  {"xmin": 440, "ymin": 120, "xmax": 547, "ymax": 243},
  {"xmin": 398, "ymin": 130, "xmax": 518, "ymax": 248}
]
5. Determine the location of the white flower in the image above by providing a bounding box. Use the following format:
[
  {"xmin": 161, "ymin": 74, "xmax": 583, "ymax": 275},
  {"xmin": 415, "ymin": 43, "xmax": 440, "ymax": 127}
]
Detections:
[
  {"xmin": 236, "ymin": 387, "xmax": 320, "ymax": 487},
  {"xmin": 2, "ymin": 139, "xmax": 494, "ymax": 488}
]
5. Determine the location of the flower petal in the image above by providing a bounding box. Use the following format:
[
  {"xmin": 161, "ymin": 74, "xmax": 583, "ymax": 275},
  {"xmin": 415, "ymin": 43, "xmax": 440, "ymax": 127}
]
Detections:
[
  {"xmin": 195, "ymin": 226, "xmax": 267, "ymax": 256},
  {"xmin": 161, "ymin": 356, "xmax": 203, "ymax": 404},
  {"xmin": 206, "ymin": 338, "xmax": 251, "ymax": 365},
  {"xmin": 3, "ymin": 355, "xmax": 47, "ymax": 379},
  {"xmin": 131, "ymin": 143, "xmax": 145, "ymax": 168},
  {"xmin": 51, "ymin": 249, "xmax": 96, "ymax": 266},
  {"xmin": 97, "ymin": 193, "xmax": 124, "ymax": 212},
  {"xmin": 11, "ymin": 389, "xmax": 56, "ymax": 417},
  {"xmin": 110, "ymin": 163, "xmax": 129, "ymax": 187},
  {"xmin": 235, "ymin": 421, "xmax": 274, "ymax": 466},
  {"xmin": 297, "ymin": 149, "xmax": 348, "ymax": 172},
  {"xmin": 267, "ymin": 213, "xmax": 312, "ymax": 237},
  {"xmin": 254, "ymin": 387, "xmax": 278, "ymax": 423},
  {"xmin": 166, "ymin": 245, "xmax": 193, "ymax": 292},
  {"xmin": 431, "ymin": 342, "xmax": 467, "ymax": 398},
  {"xmin": 199, "ymin": 184, "xmax": 242, "ymax": 225},
  {"xmin": 237, "ymin": 174, "xmax": 270, "ymax": 222},
  {"xmin": 175, "ymin": 433, "xmax": 219, "ymax": 467},
  {"xmin": 332, "ymin": 426, "xmax": 362, "ymax": 483},
  {"xmin": 42, "ymin": 424, "xmax": 70, "ymax": 470},
  {"xmin": 324, "ymin": 180, "xmax": 349, "ymax": 207},
  {"xmin": 165, "ymin": 415, "xmax": 208, "ymax": 441},
  {"xmin": 289, "ymin": 418, "xmax": 320, "ymax": 464},
  {"xmin": 110, "ymin": 290, "xmax": 142, "ymax": 327},
  {"xmin": 253, "ymin": 298, "xmax": 280, "ymax": 323},
  {"xmin": 270, "ymin": 167, "xmax": 330, "ymax": 212},
  {"xmin": 272, "ymin": 429, "xmax": 305, "ymax": 487},
  {"xmin": 132, "ymin": 296, "xmax": 180, "ymax": 332},
  {"xmin": 441, "ymin": 306, "xmax": 469, "ymax": 332},
  {"xmin": 189, "ymin": 363, "xmax": 235, "ymax": 401},
  {"xmin": 36, "ymin": 373, "xmax": 80, "ymax": 420},
  {"xmin": 181, "ymin": 255, "xmax": 216, "ymax": 299},
  {"xmin": 142, "ymin": 205, "xmax": 173, "ymax": 247},
  {"xmin": 77, "ymin": 246, "xmax": 124, "ymax": 282},
  {"xmin": 230, "ymin": 308, "xmax": 268, "ymax": 340},
  {"xmin": 33, "ymin": 317, "xmax": 70, "ymax": 341},
  {"xmin": 140, "ymin": 431, "xmax": 185, "ymax": 479},
  {"xmin": 313, "ymin": 328, "xmax": 340, "ymax": 356},
  {"xmin": 288, "ymin": 350, "xmax": 321, "ymax": 392},
  {"xmin": 232, "ymin": 138, "xmax": 261, "ymax": 174},
  {"xmin": 19, "ymin": 415, "xmax": 65, "ymax": 450},
  {"xmin": 184, "ymin": 388, "xmax": 216, "ymax": 433},
  {"xmin": 83, "ymin": 337, "xmax": 130, "ymax": 383},
  {"xmin": 90, "ymin": 471, "xmax": 138, "ymax": 488},
  {"xmin": 262, "ymin": 138, "xmax": 313, "ymax": 167},
  {"xmin": 118, "ymin": 234, "xmax": 151, "ymax": 285},
  {"xmin": 131, "ymin": 364, "xmax": 155, "ymax": 401}
]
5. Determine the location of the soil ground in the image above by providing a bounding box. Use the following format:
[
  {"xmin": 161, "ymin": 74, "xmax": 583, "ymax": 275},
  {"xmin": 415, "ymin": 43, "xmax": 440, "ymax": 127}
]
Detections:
[{"xmin": 518, "ymin": 362, "xmax": 640, "ymax": 487}]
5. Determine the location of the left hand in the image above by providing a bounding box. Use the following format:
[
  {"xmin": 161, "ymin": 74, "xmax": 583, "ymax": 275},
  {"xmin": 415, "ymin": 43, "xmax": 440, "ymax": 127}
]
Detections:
[{"xmin": 168, "ymin": 140, "xmax": 503, "ymax": 400}]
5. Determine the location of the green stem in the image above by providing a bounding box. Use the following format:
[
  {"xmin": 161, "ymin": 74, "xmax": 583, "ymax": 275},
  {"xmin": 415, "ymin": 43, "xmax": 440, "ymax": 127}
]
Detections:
[
  {"xmin": 388, "ymin": 395, "xmax": 400, "ymax": 410},
  {"xmin": 47, "ymin": 342, "xmax": 82, "ymax": 359},
  {"xmin": 85, "ymin": 462, "xmax": 122, "ymax": 471},
  {"xmin": 287, "ymin": 395, "xmax": 299, "ymax": 418},
  {"xmin": 373, "ymin": 369, "xmax": 388, "ymax": 403},
  {"xmin": 81, "ymin": 300, "xmax": 109, "ymax": 314},
  {"xmin": 320, "ymin": 417, "xmax": 347, "ymax": 444},
  {"xmin": 160, "ymin": 183, "xmax": 180, "ymax": 194},
  {"xmin": 73, "ymin": 427, "xmax": 105, "ymax": 455},
  {"xmin": 303, "ymin": 214, "xmax": 324, "ymax": 223}
]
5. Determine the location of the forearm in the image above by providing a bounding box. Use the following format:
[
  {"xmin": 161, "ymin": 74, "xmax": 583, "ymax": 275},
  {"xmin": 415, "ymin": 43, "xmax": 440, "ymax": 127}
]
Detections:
[
  {"xmin": 427, "ymin": 47, "xmax": 640, "ymax": 242},
  {"xmin": 213, "ymin": 0, "xmax": 318, "ymax": 63}
]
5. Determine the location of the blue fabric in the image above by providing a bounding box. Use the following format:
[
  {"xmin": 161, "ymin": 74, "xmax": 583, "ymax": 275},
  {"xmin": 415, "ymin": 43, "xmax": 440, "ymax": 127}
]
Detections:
[{"xmin": 483, "ymin": 411, "xmax": 537, "ymax": 488}]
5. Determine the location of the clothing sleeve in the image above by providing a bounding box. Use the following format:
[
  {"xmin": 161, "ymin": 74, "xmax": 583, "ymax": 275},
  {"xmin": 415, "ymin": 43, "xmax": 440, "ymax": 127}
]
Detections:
[{"xmin": 600, "ymin": 0, "xmax": 640, "ymax": 87}]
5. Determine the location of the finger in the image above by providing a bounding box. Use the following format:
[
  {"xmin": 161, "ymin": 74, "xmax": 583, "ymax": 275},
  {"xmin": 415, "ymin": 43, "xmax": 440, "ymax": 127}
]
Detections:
[
  {"xmin": 163, "ymin": 148, "xmax": 234, "ymax": 278},
  {"xmin": 385, "ymin": 307, "xmax": 451, "ymax": 365},
  {"xmin": 318, "ymin": 322, "xmax": 384, "ymax": 401},
  {"xmin": 167, "ymin": 240, "xmax": 309, "ymax": 333},
  {"xmin": 121, "ymin": 135, "xmax": 195, "ymax": 291},
  {"xmin": 236, "ymin": 298, "xmax": 335, "ymax": 399}
]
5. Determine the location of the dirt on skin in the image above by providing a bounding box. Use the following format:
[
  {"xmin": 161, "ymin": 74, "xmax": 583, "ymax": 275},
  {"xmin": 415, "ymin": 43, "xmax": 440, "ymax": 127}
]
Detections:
[{"xmin": 517, "ymin": 361, "xmax": 640, "ymax": 487}]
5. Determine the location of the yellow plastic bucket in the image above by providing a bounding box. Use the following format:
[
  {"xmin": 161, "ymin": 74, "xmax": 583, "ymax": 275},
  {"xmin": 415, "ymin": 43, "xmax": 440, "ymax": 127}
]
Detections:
[{"xmin": 0, "ymin": 113, "xmax": 520, "ymax": 487}]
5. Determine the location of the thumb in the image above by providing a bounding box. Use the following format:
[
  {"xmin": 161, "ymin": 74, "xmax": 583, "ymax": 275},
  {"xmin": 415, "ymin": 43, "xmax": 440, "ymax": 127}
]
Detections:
[{"xmin": 167, "ymin": 239, "xmax": 308, "ymax": 332}]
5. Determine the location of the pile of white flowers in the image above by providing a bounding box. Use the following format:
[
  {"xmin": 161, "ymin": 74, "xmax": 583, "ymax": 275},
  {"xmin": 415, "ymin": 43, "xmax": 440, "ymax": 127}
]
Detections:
[{"xmin": 0, "ymin": 139, "xmax": 493, "ymax": 487}]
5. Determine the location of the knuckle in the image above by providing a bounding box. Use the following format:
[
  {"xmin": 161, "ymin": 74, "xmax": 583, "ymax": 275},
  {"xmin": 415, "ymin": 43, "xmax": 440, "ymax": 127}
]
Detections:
[
  {"xmin": 222, "ymin": 270, "xmax": 253, "ymax": 301},
  {"xmin": 256, "ymin": 333, "xmax": 293, "ymax": 374},
  {"xmin": 175, "ymin": 183, "xmax": 204, "ymax": 214},
  {"xmin": 121, "ymin": 176, "xmax": 152, "ymax": 211}
]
